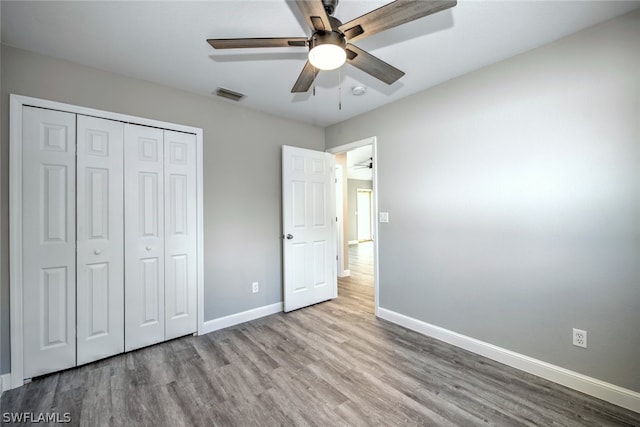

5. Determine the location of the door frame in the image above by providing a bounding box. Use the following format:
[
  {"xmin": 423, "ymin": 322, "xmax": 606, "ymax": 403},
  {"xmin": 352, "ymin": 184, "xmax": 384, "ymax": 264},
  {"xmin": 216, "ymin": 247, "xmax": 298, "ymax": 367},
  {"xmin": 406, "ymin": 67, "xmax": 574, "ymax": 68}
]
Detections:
[
  {"xmin": 335, "ymin": 164, "xmax": 348, "ymax": 277},
  {"xmin": 9, "ymin": 94, "xmax": 205, "ymax": 389},
  {"xmin": 326, "ymin": 137, "xmax": 380, "ymax": 315}
]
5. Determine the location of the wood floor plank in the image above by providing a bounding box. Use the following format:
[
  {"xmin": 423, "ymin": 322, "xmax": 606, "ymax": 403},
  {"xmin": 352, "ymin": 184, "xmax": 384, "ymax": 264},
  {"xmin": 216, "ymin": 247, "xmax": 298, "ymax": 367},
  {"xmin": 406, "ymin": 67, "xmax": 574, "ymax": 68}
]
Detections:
[{"xmin": 2, "ymin": 242, "xmax": 639, "ymax": 426}]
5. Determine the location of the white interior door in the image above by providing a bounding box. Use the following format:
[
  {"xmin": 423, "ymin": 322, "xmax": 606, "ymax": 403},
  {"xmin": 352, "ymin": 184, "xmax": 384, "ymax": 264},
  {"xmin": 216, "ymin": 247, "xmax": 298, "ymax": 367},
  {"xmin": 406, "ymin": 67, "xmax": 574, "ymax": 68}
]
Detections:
[
  {"xmin": 357, "ymin": 189, "xmax": 372, "ymax": 241},
  {"xmin": 22, "ymin": 106, "xmax": 77, "ymax": 378},
  {"xmin": 124, "ymin": 124, "xmax": 165, "ymax": 351},
  {"xmin": 76, "ymin": 115, "xmax": 125, "ymax": 365},
  {"xmin": 282, "ymin": 145, "xmax": 337, "ymax": 312},
  {"xmin": 164, "ymin": 130, "xmax": 197, "ymax": 339}
]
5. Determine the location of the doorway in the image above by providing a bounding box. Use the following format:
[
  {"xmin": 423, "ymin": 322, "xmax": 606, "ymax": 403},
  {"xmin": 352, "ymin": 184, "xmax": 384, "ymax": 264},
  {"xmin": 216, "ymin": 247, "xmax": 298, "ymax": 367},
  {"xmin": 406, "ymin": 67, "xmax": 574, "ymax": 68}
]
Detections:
[{"xmin": 327, "ymin": 137, "xmax": 379, "ymax": 315}]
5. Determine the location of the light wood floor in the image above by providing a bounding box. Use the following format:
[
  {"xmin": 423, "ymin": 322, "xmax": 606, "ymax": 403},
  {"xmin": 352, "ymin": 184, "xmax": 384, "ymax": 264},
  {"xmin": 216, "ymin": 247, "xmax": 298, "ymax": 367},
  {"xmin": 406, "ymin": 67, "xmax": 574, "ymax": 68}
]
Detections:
[{"xmin": 2, "ymin": 242, "xmax": 639, "ymax": 426}]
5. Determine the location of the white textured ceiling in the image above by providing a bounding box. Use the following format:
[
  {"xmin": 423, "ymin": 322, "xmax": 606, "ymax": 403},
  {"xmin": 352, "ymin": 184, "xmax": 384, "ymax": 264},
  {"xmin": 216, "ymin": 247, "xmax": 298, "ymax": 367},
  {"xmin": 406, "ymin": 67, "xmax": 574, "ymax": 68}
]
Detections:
[{"xmin": 2, "ymin": 1, "xmax": 639, "ymax": 127}]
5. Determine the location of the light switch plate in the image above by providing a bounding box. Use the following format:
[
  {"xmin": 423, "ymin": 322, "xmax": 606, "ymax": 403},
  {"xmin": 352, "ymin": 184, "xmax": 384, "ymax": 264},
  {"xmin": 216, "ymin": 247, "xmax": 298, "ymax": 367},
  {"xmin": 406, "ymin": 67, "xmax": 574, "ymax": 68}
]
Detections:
[{"xmin": 379, "ymin": 212, "xmax": 389, "ymax": 223}]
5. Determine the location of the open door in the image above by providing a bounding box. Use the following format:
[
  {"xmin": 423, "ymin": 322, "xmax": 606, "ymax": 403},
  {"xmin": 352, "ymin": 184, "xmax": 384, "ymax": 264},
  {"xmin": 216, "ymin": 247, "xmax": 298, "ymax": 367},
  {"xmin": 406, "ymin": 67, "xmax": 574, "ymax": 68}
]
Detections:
[{"xmin": 282, "ymin": 145, "xmax": 337, "ymax": 312}]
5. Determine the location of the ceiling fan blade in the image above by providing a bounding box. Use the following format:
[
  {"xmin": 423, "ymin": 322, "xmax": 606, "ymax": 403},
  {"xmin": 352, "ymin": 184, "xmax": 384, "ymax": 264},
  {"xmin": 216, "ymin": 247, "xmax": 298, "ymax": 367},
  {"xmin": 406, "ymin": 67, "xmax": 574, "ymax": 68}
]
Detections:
[
  {"xmin": 291, "ymin": 61, "xmax": 318, "ymax": 93},
  {"xmin": 339, "ymin": 0, "xmax": 457, "ymax": 43},
  {"xmin": 207, "ymin": 37, "xmax": 308, "ymax": 49},
  {"xmin": 295, "ymin": 0, "xmax": 333, "ymax": 32},
  {"xmin": 345, "ymin": 44, "xmax": 405, "ymax": 85}
]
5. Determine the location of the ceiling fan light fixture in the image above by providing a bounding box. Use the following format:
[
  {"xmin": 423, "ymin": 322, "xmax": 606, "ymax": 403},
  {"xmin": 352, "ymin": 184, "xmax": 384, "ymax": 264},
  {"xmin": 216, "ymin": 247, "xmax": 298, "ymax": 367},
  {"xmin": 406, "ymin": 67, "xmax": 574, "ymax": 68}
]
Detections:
[{"xmin": 308, "ymin": 32, "xmax": 346, "ymax": 71}]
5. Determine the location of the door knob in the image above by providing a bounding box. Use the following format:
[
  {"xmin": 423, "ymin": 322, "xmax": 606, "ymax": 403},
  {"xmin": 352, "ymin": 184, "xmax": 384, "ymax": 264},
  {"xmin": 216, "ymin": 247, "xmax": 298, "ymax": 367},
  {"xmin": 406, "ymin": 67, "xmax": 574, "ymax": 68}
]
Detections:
[
  {"xmin": 146, "ymin": 245, "xmax": 152, "ymax": 251},
  {"xmin": 94, "ymin": 249, "xmax": 102, "ymax": 255},
  {"xmin": 286, "ymin": 234, "xmax": 294, "ymax": 240}
]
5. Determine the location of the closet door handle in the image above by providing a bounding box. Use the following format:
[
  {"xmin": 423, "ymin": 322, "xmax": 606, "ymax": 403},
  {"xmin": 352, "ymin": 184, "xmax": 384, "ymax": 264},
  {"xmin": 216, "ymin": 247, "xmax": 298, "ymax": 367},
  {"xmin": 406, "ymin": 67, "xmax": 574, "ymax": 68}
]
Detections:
[
  {"xmin": 94, "ymin": 249, "xmax": 102, "ymax": 255},
  {"xmin": 146, "ymin": 245, "xmax": 152, "ymax": 251}
]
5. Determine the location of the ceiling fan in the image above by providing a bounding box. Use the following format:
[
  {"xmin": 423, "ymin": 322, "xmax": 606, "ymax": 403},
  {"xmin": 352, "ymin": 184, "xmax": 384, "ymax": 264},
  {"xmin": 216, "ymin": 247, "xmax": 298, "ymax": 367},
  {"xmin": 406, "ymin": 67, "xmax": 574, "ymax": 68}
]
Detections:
[
  {"xmin": 353, "ymin": 157, "xmax": 373, "ymax": 169},
  {"xmin": 207, "ymin": 0, "xmax": 457, "ymax": 93}
]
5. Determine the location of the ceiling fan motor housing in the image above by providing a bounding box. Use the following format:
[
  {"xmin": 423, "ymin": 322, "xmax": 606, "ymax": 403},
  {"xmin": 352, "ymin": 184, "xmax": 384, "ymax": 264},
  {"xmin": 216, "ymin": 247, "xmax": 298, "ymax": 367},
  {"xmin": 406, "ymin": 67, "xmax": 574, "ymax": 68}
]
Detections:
[
  {"xmin": 309, "ymin": 30, "xmax": 346, "ymax": 52},
  {"xmin": 309, "ymin": 14, "xmax": 346, "ymax": 55}
]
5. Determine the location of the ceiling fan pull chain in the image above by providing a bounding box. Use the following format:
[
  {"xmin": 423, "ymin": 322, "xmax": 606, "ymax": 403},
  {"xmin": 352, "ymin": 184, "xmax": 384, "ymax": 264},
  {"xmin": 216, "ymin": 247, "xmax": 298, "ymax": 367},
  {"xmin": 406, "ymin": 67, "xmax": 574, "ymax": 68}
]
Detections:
[
  {"xmin": 313, "ymin": 66, "xmax": 317, "ymax": 96},
  {"xmin": 338, "ymin": 67, "xmax": 342, "ymax": 110}
]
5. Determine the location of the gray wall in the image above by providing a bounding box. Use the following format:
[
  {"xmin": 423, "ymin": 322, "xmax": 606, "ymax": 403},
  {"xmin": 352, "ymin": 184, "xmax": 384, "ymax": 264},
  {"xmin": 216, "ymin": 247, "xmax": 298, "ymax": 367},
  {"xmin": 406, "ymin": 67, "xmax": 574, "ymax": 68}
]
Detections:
[
  {"xmin": 0, "ymin": 45, "xmax": 325, "ymax": 374},
  {"xmin": 347, "ymin": 179, "xmax": 373, "ymax": 242},
  {"xmin": 326, "ymin": 11, "xmax": 640, "ymax": 392}
]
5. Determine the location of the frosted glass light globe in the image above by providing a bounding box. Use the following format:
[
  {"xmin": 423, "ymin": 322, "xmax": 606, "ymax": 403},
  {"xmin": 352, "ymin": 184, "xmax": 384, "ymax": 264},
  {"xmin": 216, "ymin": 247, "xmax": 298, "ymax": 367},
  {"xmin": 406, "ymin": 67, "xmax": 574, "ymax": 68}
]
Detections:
[{"xmin": 308, "ymin": 44, "xmax": 346, "ymax": 70}]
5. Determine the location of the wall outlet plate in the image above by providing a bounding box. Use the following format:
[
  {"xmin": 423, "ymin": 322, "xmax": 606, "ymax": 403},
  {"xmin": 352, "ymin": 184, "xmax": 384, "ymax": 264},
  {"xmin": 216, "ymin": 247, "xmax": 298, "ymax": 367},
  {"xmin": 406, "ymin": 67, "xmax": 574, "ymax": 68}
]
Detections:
[
  {"xmin": 379, "ymin": 212, "xmax": 389, "ymax": 223},
  {"xmin": 573, "ymin": 328, "xmax": 587, "ymax": 348},
  {"xmin": 252, "ymin": 282, "xmax": 259, "ymax": 293}
]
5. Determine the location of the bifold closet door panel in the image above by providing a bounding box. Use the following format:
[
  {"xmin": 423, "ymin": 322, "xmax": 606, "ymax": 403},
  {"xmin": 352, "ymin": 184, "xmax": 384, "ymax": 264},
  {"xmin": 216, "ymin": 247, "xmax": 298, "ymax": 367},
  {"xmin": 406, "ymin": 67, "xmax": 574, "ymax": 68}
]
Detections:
[
  {"xmin": 124, "ymin": 124, "xmax": 165, "ymax": 352},
  {"xmin": 164, "ymin": 131, "xmax": 198, "ymax": 339},
  {"xmin": 76, "ymin": 115, "xmax": 125, "ymax": 365},
  {"xmin": 22, "ymin": 107, "xmax": 77, "ymax": 378}
]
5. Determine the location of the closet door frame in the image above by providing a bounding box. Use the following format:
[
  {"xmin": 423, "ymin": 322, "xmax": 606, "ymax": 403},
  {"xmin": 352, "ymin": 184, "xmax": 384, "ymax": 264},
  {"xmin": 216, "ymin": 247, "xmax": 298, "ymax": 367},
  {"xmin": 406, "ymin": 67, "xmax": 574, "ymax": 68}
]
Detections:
[{"xmin": 9, "ymin": 94, "xmax": 205, "ymax": 390}]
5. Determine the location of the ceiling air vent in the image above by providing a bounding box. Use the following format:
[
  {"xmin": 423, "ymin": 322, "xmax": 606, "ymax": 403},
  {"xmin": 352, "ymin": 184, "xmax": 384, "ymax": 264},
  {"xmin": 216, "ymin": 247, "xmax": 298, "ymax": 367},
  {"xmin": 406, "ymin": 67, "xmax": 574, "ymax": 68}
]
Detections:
[{"xmin": 216, "ymin": 87, "xmax": 245, "ymax": 102}]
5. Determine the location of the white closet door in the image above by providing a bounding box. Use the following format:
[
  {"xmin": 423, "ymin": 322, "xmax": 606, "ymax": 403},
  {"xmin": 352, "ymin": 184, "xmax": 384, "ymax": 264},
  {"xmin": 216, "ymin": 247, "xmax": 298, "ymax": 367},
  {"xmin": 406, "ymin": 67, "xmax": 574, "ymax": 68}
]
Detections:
[
  {"xmin": 164, "ymin": 131, "xmax": 197, "ymax": 339},
  {"xmin": 124, "ymin": 124, "xmax": 165, "ymax": 351},
  {"xmin": 76, "ymin": 115, "xmax": 124, "ymax": 364},
  {"xmin": 22, "ymin": 107, "xmax": 77, "ymax": 378}
]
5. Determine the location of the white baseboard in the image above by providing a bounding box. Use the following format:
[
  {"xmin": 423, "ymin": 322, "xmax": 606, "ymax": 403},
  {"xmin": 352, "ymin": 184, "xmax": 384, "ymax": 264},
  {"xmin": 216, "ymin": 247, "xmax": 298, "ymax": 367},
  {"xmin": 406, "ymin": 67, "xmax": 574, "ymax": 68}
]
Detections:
[
  {"xmin": 338, "ymin": 269, "xmax": 351, "ymax": 278},
  {"xmin": 201, "ymin": 302, "xmax": 283, "ymax": 335},
  {"xmin": 1, "ymin": 373, "xmax": 11, "ymax": 395},
  {"xmin": 377, "ymin": 307, "xmax": 640, "ymax": 414}
]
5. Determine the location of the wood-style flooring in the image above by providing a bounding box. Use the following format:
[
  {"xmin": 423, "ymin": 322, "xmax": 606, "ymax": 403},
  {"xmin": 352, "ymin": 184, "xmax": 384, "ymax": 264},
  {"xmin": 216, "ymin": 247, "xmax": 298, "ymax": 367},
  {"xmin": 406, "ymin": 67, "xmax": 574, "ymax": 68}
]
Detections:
[{"xmin": 2, "ymin": 242, "xmax": 639, "ymax": 426}]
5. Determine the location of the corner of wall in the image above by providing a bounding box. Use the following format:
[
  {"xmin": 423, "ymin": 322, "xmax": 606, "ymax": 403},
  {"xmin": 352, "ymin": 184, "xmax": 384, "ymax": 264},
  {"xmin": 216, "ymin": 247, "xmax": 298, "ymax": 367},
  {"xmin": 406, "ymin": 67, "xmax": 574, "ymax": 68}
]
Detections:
[{"xmin": 1, "ymin": 373, "xmax": 11, "ymax": 394}]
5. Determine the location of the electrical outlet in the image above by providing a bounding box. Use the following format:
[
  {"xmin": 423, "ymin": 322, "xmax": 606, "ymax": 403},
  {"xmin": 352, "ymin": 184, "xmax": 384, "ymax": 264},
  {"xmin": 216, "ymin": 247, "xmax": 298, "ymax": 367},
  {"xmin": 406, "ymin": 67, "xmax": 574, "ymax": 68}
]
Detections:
[
  {"xmin": 573, "ymin": 328, "xmax": 587, "ymax": 348},
  {"xmin": 252, "ymin": 282, "xmax": 259, "ymax": 293}
]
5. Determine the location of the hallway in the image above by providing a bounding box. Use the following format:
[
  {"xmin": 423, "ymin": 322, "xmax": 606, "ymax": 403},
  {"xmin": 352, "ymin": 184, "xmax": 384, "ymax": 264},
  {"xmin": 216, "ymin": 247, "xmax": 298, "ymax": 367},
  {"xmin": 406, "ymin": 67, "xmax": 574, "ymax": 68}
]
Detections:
[{"xmin": 338, "ymin": 242, "xmax": 374, "ymax": 314}]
